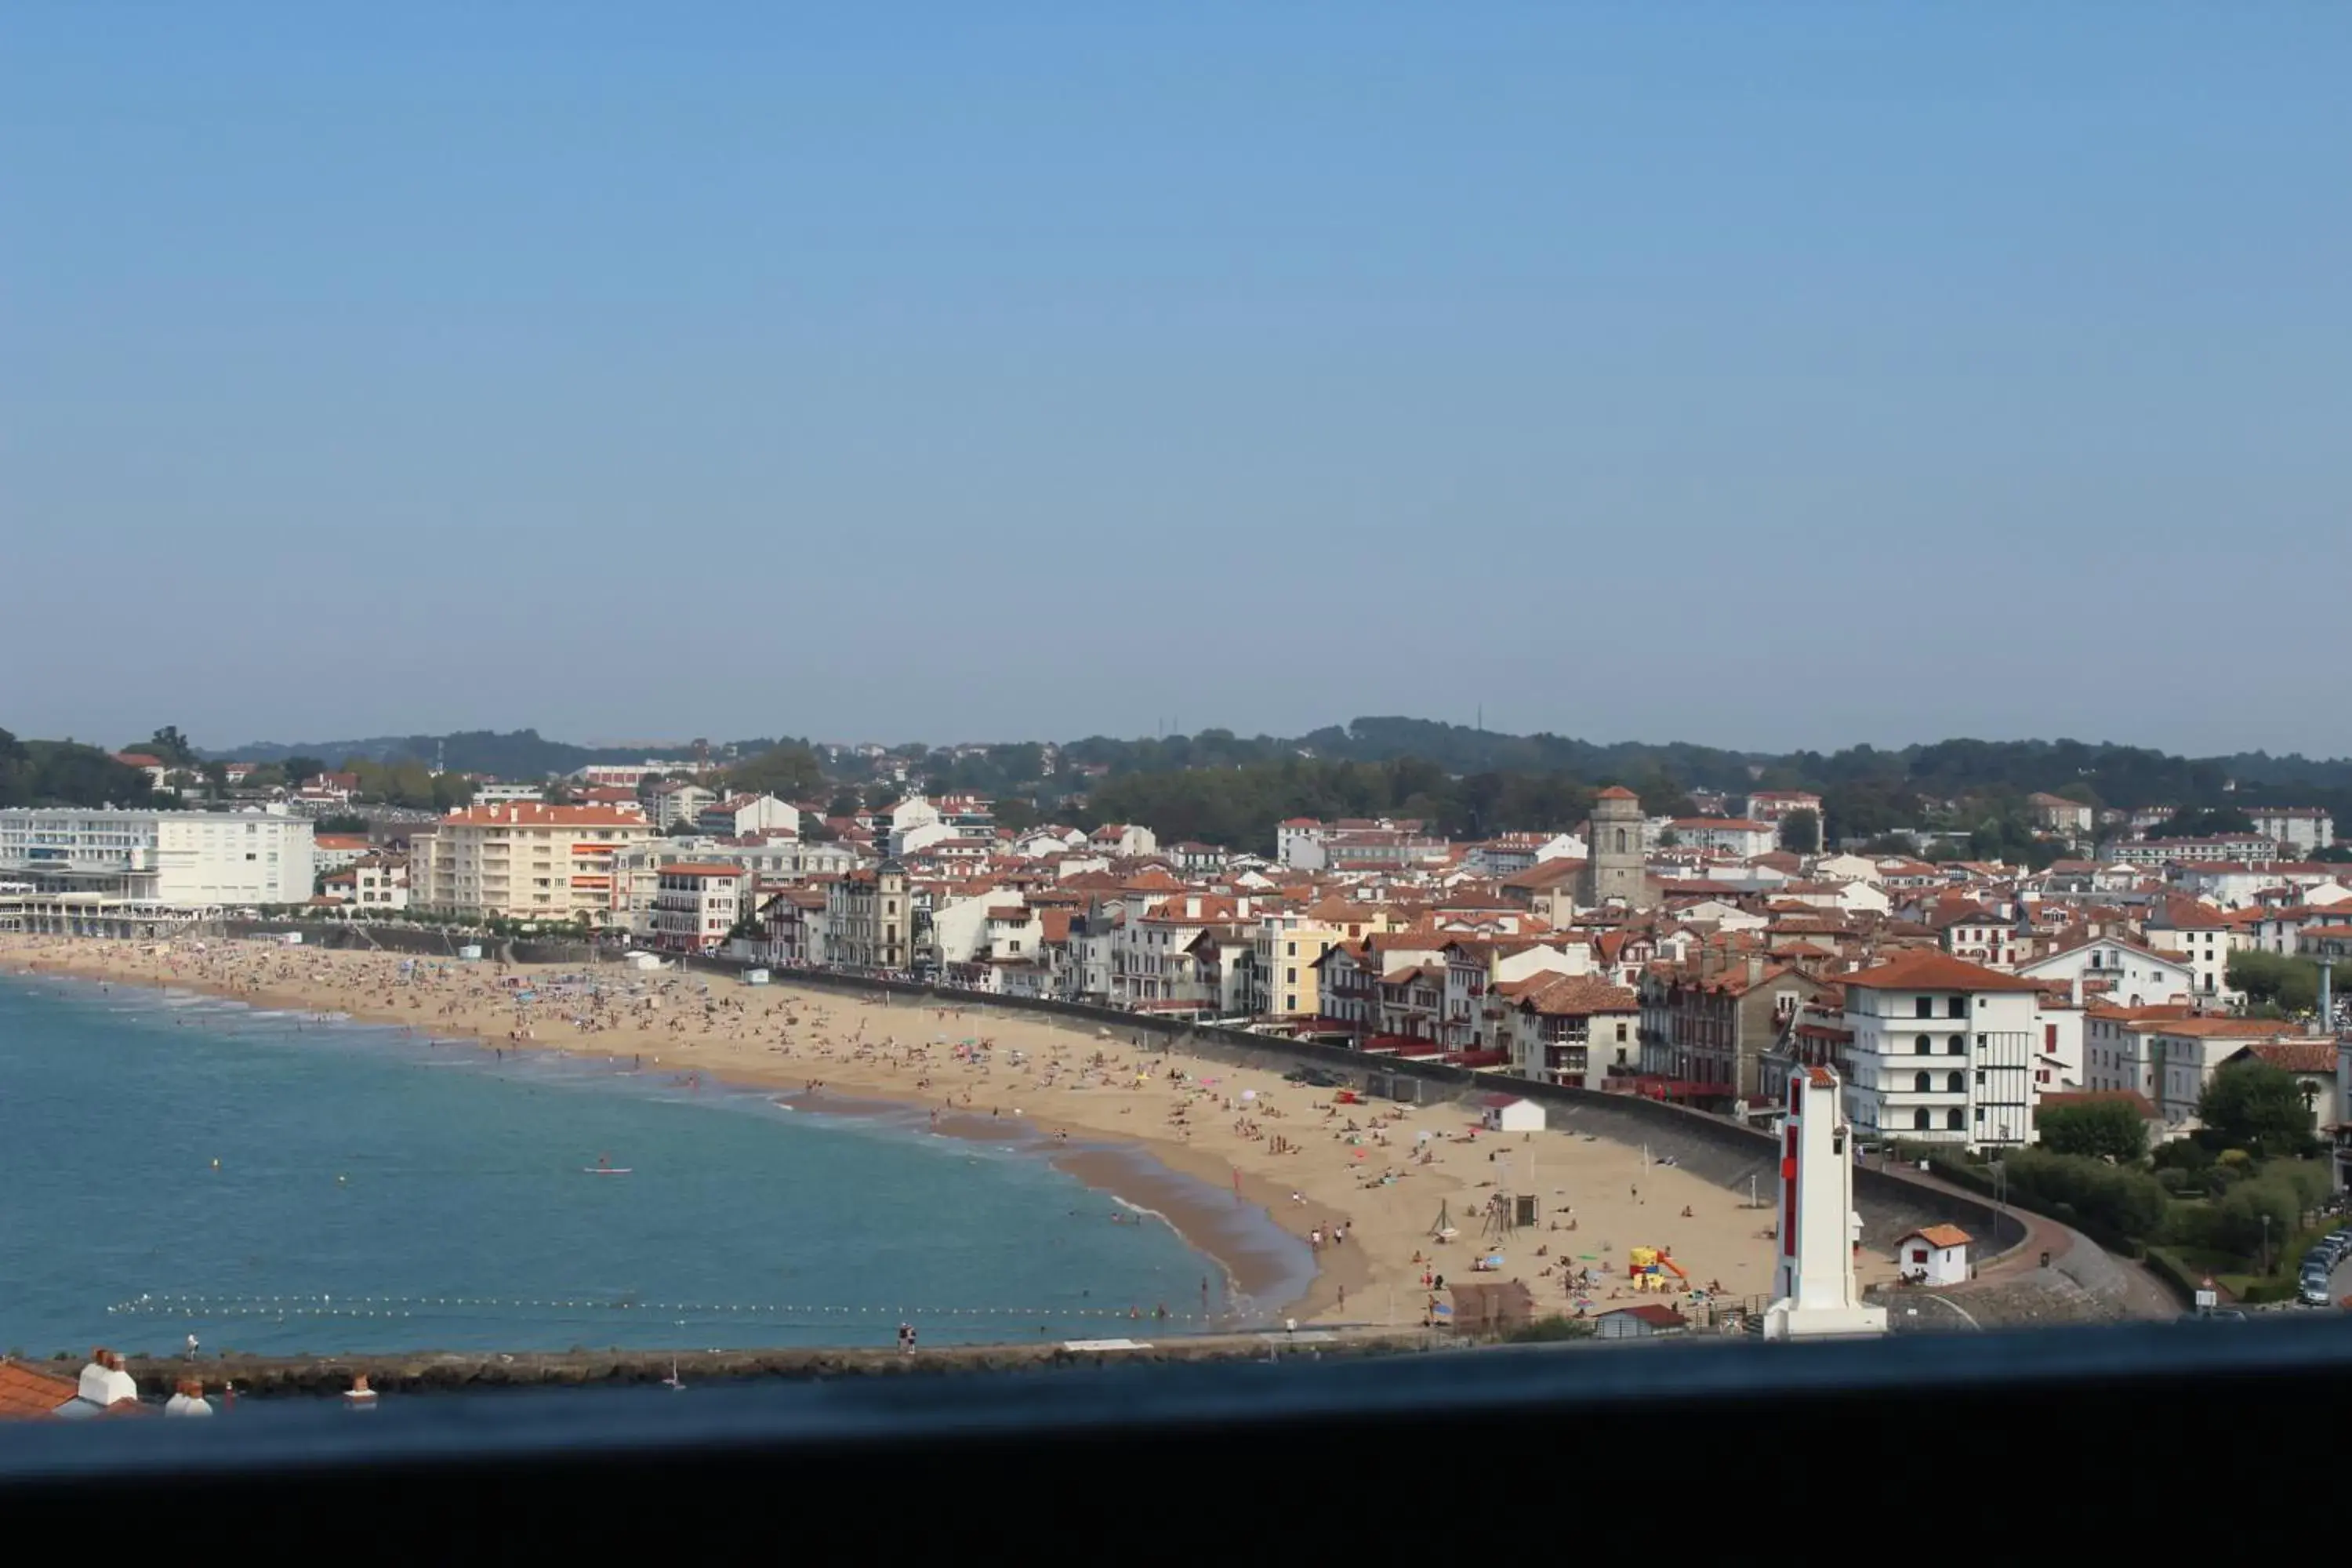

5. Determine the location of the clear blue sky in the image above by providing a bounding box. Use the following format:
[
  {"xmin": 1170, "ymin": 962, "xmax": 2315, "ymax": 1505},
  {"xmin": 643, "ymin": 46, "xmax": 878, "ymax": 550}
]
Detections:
[{"xmin": 5, "ymin": 4, "xmax": 2346, "ymax": 757}]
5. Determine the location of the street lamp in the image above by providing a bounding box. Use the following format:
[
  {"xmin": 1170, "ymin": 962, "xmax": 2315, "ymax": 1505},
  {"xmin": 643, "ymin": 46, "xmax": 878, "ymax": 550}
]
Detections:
[{"xmin": 2260, "ymin": 1212, "xmax": 2271, "ymax": 1276}]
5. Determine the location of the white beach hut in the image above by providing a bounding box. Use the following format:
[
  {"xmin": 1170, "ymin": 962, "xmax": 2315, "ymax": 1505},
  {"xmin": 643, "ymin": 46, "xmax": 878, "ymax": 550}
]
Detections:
[
  {"xmin": 1894, "ymin": 1225, "xmax": 1972, "ymax": 1287},
  {"xmin": 1479, "ymin": 1094, "xmax": 1547, "ymax": 1134}
]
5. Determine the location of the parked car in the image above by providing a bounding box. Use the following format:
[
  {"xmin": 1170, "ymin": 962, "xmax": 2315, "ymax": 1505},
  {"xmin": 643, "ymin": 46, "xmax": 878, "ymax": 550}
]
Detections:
[{"xmin": 2299, "ymin": 1276, "xmax": 2336, "ymax": 1308}]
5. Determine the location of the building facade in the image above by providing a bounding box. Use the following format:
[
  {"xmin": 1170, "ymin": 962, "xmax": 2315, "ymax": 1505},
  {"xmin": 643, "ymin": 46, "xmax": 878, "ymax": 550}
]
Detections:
[
  {"xmin": 0, "ymin": 808, "xmax": 315, "ymax": 932},
  {"xmin": 409, "ymin": 803, "xmax": 652, "ymax": 926},
  {"xmin": 822, "ymin": 859, "xmax": 914, "ymax": 971},
  {"xmin": 649, "ymin": 863, "xmax": 751, "ymax": 953},
  {"xmin": 1838, "ymin": 951, "xmax": 2039, "ymax": 1150}
]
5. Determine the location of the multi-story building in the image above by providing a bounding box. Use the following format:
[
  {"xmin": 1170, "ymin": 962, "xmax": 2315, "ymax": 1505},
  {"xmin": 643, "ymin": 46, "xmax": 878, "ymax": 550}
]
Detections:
[
  {"xmin": 2016, "ymin": 935, "xmax": 2198, "ymax": 1009},
  {"xmin": 351, "ymin": 854, "xmax": 409, "ymax": 911},
  {"xmin": 2110, "ymin": 834, "xmax": 2281, "ymax": 866},
  {"xmin": 2246, "ymin": 808, "xmax": 2335, "ymax": 856},
  {"xmin": 1664, "ymin": 818, "xmax": 1777, "ymax": 858},
  {"xmin": 822, "ymin": 859, "xmax": 913, "ymax": 971},
  {"xmin": 696, "ymin": 793, "xmax": 799, "ymax": 838},
  {"xmin": 1247, "ymin": 900, "xmax": 1398, "ymax": 1018},
  {"xmin": 2025, "ymin": 793, "xmax": 2096, "ymax": 836},
  {"xmin": 0, "ymin": 808, "xmax": 315, "ymax": 934},
  {"xmin": 1505, "ymin": 975, "xmax": 1641, "ymax": 1087},
  {"xmin": 1838, "ymin": 950, "xmax": 2040, "ymax": 1149},
  {"xmin": 1742, "ymin": 791, "xmax": 1823, "ymax": 826},
  {"xmin": 311, "ymin": 833, "xmax": 372, "ymax": 873},
  {"xmin": 2140, "ymin": 899, "xmax": 2246, "ymax": 1001},
  {"xmin": 1637, "ymin": 955, "xmax": 1831, "ymax": 1104},
  {"xmin": 649, "ymin": 782, "xmax": 717, "ymax": 830},
  {"xmin": 757, "ymin": 886, "xmax": 829, "ymax": 968},
  {"xmin": 649, "ymin": 863, "xmax": 751, "ymax": 953},
  {"xmin": 409, "ymin": 803, "xmax": 651, "ymax": 927}
]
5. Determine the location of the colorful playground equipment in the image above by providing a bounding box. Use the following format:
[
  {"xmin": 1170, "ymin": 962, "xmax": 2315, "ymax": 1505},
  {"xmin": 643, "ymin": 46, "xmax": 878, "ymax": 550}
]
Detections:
[{"xmin": 1627, "ymin": 1247, "xmax": 1690, "ymax": 1293}]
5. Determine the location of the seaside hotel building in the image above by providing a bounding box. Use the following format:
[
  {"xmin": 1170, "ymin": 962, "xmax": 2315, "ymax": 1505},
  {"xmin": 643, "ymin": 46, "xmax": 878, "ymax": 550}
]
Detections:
[
  {"xmin": 0, "ymin": 808, "xmax": 317, "ymax": 936},
  {"xmin": 408, "ymin": 802, "xmax": 652, "ymax": 927}
]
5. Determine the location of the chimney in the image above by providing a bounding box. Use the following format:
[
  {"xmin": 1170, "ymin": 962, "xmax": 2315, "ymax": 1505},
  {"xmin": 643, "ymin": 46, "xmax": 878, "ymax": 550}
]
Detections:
[{"xmin": 1747, "ymin": 951, "xmax": 1766, "ymax": 986}]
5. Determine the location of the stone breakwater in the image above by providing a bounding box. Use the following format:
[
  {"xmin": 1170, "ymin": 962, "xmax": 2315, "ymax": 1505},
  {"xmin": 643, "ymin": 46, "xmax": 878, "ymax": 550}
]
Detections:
[{"xmin": 120, "ymin": 1332, "xmax": 1439, "ymax": 1398}]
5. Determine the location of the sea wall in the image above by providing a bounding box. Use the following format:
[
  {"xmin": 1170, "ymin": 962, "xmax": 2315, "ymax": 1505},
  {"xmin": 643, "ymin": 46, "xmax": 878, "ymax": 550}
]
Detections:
[{"xmin": 118, "ymin": 1334, "xmax": 1432, "ymax": 1398}]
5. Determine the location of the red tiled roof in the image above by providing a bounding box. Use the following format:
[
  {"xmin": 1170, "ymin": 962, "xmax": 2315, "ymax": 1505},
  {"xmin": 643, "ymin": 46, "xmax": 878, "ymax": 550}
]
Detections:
[
  {"xmin": 2232, "ymin": 1040, "xmax": 2342, "ymax": 1074},
  {"xmin": 1904, "ymin": 1225, "xmax": 1973, "ymax": 1249},
  {"xmin": 0, "ymin": 1360, "xmax": 78, "ymax": 1421},
  {"xmin": 1839, "ymin": 950, "xmax": 2044, "ymax": 993}
]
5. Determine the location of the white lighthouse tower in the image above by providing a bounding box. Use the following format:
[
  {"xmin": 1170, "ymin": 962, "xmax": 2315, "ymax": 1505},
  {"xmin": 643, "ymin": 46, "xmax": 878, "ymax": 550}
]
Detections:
[{"xmin": 1761, "ymin": 1066, "xmax": 1888, "ymax": 1341}]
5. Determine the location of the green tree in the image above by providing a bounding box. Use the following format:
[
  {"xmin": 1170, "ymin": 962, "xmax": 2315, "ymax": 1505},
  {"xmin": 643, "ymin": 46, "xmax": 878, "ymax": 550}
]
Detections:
[
  {"xmin": 2034, "ymin": 1098, "xmax": 2148, "ymax": 1162},
  {"xmin": 993, "ymin": 795, "xmax": 1041, "ymax": 832},
  {"xmin": 2197, "ymin": 1062, "xmax": 2318, "ymax": 1159},
  {"xmin": 726, "ymin": 745, "xmax": 825, "ymax": 800},
  {"xmin": 2226, "ymin": 949, "xmax": 2322, "ymax": 1015},
  {"xmin": 1777, "ymin": 808, "xmax": 1822, "ymax": 855},
  {"xmin": 2209, "ymin": 1179, "xmax": 2304, "ymax": 1269},
  {"xmin": 2148, "ymin": 806, "xmax": 2256, "ymax": 840},
  {"xmin": 198, "ymin": 759, "xmax": 230, "ymax": 800},
  {"xmin": 281, "ymin": 755, "xmax": 328, "ymax": 787},
  {"xmin": 140, "ymin": 726, "xmax": 197, "ymax": 765}
]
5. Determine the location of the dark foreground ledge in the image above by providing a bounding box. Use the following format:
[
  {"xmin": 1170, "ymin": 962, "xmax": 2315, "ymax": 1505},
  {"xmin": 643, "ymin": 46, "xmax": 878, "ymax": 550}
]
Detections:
[{"xmin": 5, "ymin": 1316, "xmax": 2346, "ymax": 1550}]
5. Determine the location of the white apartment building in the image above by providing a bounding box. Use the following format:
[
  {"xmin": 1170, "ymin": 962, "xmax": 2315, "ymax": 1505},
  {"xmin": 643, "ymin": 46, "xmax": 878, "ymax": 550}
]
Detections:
[
  {"xmin": 2016, "ymin": 937, "xmax": 2197, "ymax": 1009},
  {"xmin": 649, "ymin": 863, "xmax": 750, "ymax": 953},
  {"xmin": 410, "ymin": 803, "xmax": 652, "ymax": 927},
  {"xmin": 650, "ymin": 782, "xmax": 717, "ymax": 830},
  {"xmin": 570, "ymin": 761, "xmax": 709, "ymax": 789},
  {"xmin": 2140, "ymin": 902, "xmax": 2246, "ymax": 1001},
  {"xmin": 0, "ymin": 808, "xmax": 315, "ymax": 934},
  {"xmin": 470, "ymin": 782, "xmax": 545, "ymax": 805},
  {"xmin": 352, "ymin": 854, "xmax": 409, "ymax": 911},
  {"xmin": 1665, "ymin": 818, "xmax": 1777, "ymax": 858},
  {"xmin": 2247, "ymin": 807, "xmax": 2334, "ymax": 855},
  {"xmin": 2110, "ymin": 834, "xmax": 2281, "ymax": 866},
  {"xmin": 1837, "ymin": 951, "xmax": 2039, "ymax": 1149},
  {"xmin": 2082, "ymin": 1011, "xmax": 2306, "ymax": 1127},
  {"xmin": 697, "ymin": 793, "xmax": 799, "ymax": 838}
]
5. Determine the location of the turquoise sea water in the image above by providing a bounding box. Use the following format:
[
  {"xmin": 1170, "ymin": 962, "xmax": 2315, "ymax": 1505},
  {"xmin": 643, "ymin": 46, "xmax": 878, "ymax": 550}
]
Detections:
[{"xmin": 0, "ymin": 974, "xmax": 1286, "ymax": 1356}]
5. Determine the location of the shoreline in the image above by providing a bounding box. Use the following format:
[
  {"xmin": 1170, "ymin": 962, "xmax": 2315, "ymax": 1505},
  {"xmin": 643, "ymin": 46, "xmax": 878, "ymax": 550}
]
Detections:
[
  {"xmin": 2, "ymin": 948, "xmax": 1319, "ymax": 1326},
  {"xmin": 2, "ymin": 934, "xmax": 1843, "ymax": 1338}
]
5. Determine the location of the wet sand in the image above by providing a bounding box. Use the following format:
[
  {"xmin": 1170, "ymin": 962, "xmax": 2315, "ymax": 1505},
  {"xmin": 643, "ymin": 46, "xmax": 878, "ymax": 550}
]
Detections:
[{"xmin": 2, "ymin": 935, "xmax": 1893, "ymax": 1330}]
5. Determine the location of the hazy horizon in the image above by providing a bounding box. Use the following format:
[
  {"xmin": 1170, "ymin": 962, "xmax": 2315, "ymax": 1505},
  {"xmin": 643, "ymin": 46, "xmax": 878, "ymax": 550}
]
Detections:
[
  {"xmin": 7, "ymin": 6, "xmax": 2347, "ymax": 755},
  {"xmin": 38, "ymin": 713, "xmax": 2352, "ymax": 768}
]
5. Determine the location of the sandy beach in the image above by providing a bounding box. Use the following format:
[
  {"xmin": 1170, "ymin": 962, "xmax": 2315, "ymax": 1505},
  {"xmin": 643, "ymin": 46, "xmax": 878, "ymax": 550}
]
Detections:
[{"xmin": 1, "ymin": 934, "xmax": 1892, "ymax": 1330}]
